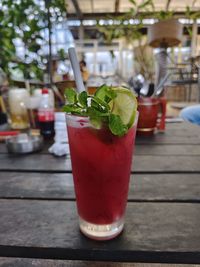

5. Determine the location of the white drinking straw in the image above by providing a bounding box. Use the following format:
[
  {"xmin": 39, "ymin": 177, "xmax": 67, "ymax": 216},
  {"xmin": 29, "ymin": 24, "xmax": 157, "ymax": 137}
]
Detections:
[{"xmin": 68, "ymin": 47, "xmax": 85, "ymax": 93}]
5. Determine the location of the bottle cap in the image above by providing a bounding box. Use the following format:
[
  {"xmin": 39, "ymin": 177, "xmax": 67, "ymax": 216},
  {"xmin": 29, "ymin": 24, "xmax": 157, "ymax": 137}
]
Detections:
[{"xmin": 42, "ymin": 88, "xmax": 49, "ymax": 94}]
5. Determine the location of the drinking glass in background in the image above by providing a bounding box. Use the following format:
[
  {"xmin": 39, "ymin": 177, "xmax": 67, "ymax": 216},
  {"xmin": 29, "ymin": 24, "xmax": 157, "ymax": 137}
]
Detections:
[
  {"xmin": 137, "ymin": 96, "xmax": 166, "ymax": 136},
  {"xmin": 26, "ymin": 94, "xmax": 41, "ymax": 129},
  {"xmin": 8, "ymin": 88, "xmax": 30, "ymax": 130},
  {"xmin": 66, "ymin": 113, "xmax": 138, "ymax": 240}
]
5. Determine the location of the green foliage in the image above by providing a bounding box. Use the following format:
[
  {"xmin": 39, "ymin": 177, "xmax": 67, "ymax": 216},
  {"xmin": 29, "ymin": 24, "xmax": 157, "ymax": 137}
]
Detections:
[
  {"xmin": 0, "ymin": 0, "xmax": 66, "ymax": 81},
  {"xmin": 109, "ymin": 114, "xmax": 128, "ymax": 136},
  {"xmin": 152, "ymin": 10, "xmax": 174, "ymax": 20},
  {"xmin": 78, "ymin": 91, "xmax": 88, "ymax": 107},
  {"xmin": 58, "ymin": 48, "xmax": 66, "ymax": 61},
  {"xmin": 63, "ymin": 86, "xmax": 129, "ymax": 136},
  {"xmin": 97, "ymin": 0, "xmax": 154, "ymax": 44},
  {"xmin": 64, "ymin": 88, "xmax": 78, "ymax": 104},
  {"xmin": 185, "ymin": 5, "xmax": 200, "ymax": 20},
  {"xmin": 184, "ymin": 5, "xmax": 200, "ymax": 37},
  {"xmin": 97, "ymin": 0, "xmax": 198, "ymax": 44}
]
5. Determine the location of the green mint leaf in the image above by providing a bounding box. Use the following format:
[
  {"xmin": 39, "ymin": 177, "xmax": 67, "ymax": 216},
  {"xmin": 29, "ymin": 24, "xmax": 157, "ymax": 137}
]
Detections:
[
  {"xmin": 109, "ymin": 114, "xmax": 128, "ymax": 136},
  {"xmin": 95, "ymin": 84, "xmax": 117, "ymax": 104},
  {"xmin": 94, "ymin": 84, "xmax": 109, "ymax": 100},
  {"xmin": 87, "ymin": 107, "xmax": 109, "ymax": 117},
  {"xmin": 93, "ymin": 96, "xmax": 110, "ymax": 110},
  {"xmin": 64, "ymin": 88, "xmax": 77, "ymax": 104},
  {"xmin": 62, "ymin": 85, "xmax": 134, "ymax": 137},
  {"xmin": 91, "ymin": 98, "xmax": 103, "ymax": 111},
  {"xmin": 62, "ymin": 104, "xmax": 84, "ymax": 115},
  {"xmin": 78, "ymin": 91, "xmax": 88, "ymax": 107},
  {"xmin": 91, "ymin": 98, "xmax": 109, "ymax": 113},
  {"xmin": 90, "ymin": 117, "xmax": 102, "ymax": 129}
]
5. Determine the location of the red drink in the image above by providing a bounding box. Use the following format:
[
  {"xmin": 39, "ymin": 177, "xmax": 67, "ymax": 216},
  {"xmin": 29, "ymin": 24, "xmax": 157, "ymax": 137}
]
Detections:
[
  {"xmin": 137, "ymin": 96, "xmax": 166, "ymax": 136},
  {"xmin": 66, "ymin": 114, "xmax": 137, "ymax": 240}
]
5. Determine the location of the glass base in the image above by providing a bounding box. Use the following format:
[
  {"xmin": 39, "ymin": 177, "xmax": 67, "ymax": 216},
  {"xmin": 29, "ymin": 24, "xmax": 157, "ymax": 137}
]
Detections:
[{"xmin": 79, "ymin": 216, "xmax": 124, "ymax": 241}]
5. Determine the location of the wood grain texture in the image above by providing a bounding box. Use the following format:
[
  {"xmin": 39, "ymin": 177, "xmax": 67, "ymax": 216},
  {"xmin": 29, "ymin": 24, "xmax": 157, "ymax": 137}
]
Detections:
[
  {"xmin": 0, "ymin": 122, "xmax": 200, "ymax": 155},
  {"xmin": 136, "ymin": 122, "xmax": 200, "ymax": 145},
  {"xmin": 0, "ymin": 200, "xmax": 200, "ymax": 263},
  {"xmin": 0, "ymin": 154, "xmax": 200, "ymax": 173},
  {"xmin": 0, "ymin": 258, "xmax": 200, "ymax": 267},
  {"xmin": 135, "ymin": 144, "xmax": 200, "ymax": 155},
  {"xmin": 1, "ymin": 143, "xmax": 200, "ymax": 156},
  {"xmin": 0, "ymin": 121, "xmax": 200, "ymax": 264},
  {"xmin": 0, "ymin": 172, "xmax": 200, "ymax": 202}
]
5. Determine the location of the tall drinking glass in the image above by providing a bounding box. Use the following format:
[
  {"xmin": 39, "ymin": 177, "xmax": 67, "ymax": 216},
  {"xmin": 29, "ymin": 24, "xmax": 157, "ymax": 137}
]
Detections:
[
  {"xmin": 66, "ymin": 113, "xmax": 138, "ymax": 240},
  {"xmin": 8, "ymin": 88, "xmax": 30, "ymax": 129}
]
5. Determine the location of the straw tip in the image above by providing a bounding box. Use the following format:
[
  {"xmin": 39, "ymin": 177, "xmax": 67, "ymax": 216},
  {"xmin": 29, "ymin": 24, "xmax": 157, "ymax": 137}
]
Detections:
[{"xmin": 68, "ymin": 47, "xmax": 75, "ymax": 53}]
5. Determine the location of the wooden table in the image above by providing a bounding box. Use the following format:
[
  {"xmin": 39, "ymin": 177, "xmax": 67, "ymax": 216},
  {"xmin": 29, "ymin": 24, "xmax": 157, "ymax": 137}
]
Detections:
[{"xmin": 0, "ymin": 122, "xmax": 200, "ymax": 266}]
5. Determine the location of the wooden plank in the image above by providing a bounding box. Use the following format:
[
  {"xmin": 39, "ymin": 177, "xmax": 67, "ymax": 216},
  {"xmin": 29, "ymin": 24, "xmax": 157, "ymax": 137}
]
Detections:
[
  {"xmin": 0, "ymin": 258, "xmax": 199, "ymax": 267},
  {"xmin": 1, "ymin": 134, "xmax": 200, "ymax": 152},
  {"xmin": 1, "ymin": 143, "xmax": 200, "ymax": 156},
  {"xmin": 136, "ymin": 122, "xmax": 200, "ymax": 145},
  {"xmin": 0, "ymin": 172, "xmax": 200, "ymax": 202},
  {"xmin": 0, "ymin": 172, "xmax": 74, "ymax": 200},
  {"xmin": 0, "ymin": 123, "xmax": 200, "ymax": 156},
  {"xmin": 166, "ymin": 122, "xmax": 199, "ymax": 131},
  {"xmin": 0, "ymin": 200, "xmax": 200, "ymax": 263},
  {"xmin": 135, "ymin": 145, "xmax": 200, "ymax": 155},
  {"xmin": 0, "ymin": 154, "xmax": 199, "ymax": 173},
  {"xmin": 136, "ymin": 133, "xmax": 200, "ymax": 145}
]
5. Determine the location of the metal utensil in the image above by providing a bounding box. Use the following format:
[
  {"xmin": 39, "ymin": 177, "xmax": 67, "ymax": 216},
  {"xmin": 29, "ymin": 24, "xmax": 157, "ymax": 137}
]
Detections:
[{"xmin": 6, "ymin": 133, "xmax": 43, "ymax": 154}]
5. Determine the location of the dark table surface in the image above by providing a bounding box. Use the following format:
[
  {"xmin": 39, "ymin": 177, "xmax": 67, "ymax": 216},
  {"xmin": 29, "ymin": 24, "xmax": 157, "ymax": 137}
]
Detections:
[{"xmin": 0, "ymin": 121, "xmax": 200, "ymax": 266}]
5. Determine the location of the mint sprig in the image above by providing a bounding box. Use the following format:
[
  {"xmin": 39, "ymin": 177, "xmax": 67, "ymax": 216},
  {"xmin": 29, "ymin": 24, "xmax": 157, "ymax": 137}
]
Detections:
[{"xmin": 63, "ymin": 86, "xmax": 128, "ymax": 136}]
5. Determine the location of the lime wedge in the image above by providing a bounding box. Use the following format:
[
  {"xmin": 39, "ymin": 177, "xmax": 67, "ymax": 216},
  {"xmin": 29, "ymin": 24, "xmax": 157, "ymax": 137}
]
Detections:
[{"xmin": 110, "ymin": 87, "xmax": 137, "ymax": 128}]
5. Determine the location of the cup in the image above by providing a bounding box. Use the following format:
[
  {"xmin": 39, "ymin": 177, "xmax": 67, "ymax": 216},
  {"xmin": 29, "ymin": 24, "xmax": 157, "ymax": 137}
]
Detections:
[
  {"xmin": 26, "ymin": 95, "xmax": 41, "ymax": 129},
  {"xmin": 8, "ymin": 88, "xmax": 30, "ymax": 130},
  {"xmin": 66, "ymin": 113, "xmax": 138, "ymax": 240},
  {"xmin": 137, "ymin": 96, "xmax": 166, "ymax": 136}
]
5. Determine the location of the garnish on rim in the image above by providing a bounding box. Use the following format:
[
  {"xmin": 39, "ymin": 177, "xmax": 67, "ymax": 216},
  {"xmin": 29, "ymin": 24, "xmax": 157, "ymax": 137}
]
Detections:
[{"xmin": 63, "ymin": 85, "xmax": 137, "ymax": 136}]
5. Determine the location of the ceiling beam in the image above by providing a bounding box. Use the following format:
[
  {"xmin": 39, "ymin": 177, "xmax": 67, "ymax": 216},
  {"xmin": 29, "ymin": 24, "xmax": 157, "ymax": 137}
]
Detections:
[
  {"xmin": 90, "ymin": 0, "xmax": 94, "ymax": 13},
  {"xmin": 67, "ymin": 11, "xmax": 194, "ymax": 20},
  {"xmin": 115, "ymin": 0, "xmax": 120, "ymax": 13},
  {"xmin": 192, "ymin": 0, "xmax": 197, "ymax": 7},
  {"xmin": 166, "ymin": 0, "xmax": 172, "ymax": 11},
  {"xmin": 70, "ymin": 0, "xmax": 83, "ymax": 19}
]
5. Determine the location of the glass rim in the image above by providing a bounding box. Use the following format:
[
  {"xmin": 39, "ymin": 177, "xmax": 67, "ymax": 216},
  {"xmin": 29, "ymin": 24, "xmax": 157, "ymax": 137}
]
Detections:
[{"xmin": 66, "ymin": 111, "xmax": 139, "ymax": 128}]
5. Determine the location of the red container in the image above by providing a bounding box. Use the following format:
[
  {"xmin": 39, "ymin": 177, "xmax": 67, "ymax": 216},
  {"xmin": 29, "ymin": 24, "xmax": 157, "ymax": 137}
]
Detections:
[
  {"xmin": 66, "ymin": 114, "xmax": 138, "ymax": 240},
  {"xmin": 137, "ymin": 97, "xmax": 166, "ymax": 136}
]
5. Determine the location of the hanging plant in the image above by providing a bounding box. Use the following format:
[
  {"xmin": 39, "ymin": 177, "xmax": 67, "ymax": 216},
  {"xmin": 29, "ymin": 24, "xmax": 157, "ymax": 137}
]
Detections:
[
  {"xmin": 97, "ymin": 0, "xmax": 154, "ymax": 44},
  {"xmin": 0, "ymin": 0, "xmax": 66, "ymax": 81}
]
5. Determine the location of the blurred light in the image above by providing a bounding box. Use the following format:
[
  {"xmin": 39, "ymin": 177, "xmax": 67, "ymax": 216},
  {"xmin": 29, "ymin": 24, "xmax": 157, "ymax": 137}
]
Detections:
[
  {"xmin": 67, "ymin": 20, "xmax": 81, "ymax": 26},
  {"xmin": 99, "ymin": 19, "xmax": 105, "ymax": 26},
  {"xmin": 28, "ymin": 14, "xmax": 35, "ymax": 20},
  {"xmin": 82, "ymin": 20, "xmax": 97, "ymax": 26},
  {"xmin": 179, "ymin": 18, "xmax": 193, "ymax": 24},
  {"xmin": 113, "ymin": 20, "xmax": 121, "ymax": 25},
  {"xmin": 108, "ymin": 19, "xmax": 113, "ymax": 25},
  {"xmin": 143, "ymin": 18, "xmax": 157, "ymax": 24},
  {"xmin": 67, "ymin": 17, "xmax": 200, "ymax": 27}
]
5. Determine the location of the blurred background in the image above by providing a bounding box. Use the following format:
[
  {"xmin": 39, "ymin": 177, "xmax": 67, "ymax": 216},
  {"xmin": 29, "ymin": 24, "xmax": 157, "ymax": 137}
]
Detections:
[{"xmin": 1, "ymin": 0, "xmax": 200, "ymax": 120}]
